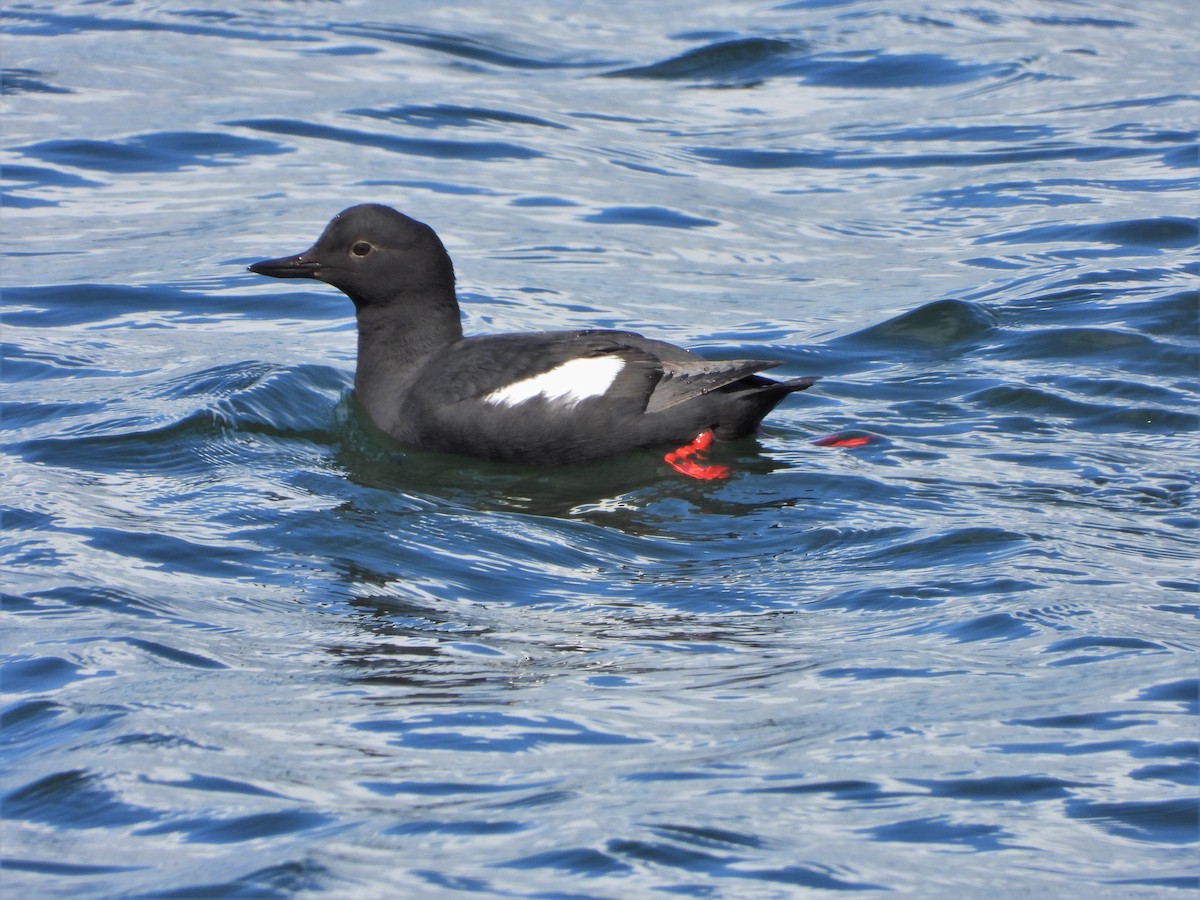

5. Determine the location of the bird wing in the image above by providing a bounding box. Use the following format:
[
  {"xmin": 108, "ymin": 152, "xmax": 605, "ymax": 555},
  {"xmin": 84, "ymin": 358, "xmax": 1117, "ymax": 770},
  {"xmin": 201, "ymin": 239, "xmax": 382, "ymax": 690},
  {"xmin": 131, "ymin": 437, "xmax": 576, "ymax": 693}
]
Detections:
[
  {"xmin": 422, "ymin": 329, "xmax": 791, "ymax": 416},
  {"xmin": 644, "ymin": 358, "xmax": 784, "ymax": 413},
  {"xmin": 424, "ymin": 331, "xmax": 651, "ymax": 406}
]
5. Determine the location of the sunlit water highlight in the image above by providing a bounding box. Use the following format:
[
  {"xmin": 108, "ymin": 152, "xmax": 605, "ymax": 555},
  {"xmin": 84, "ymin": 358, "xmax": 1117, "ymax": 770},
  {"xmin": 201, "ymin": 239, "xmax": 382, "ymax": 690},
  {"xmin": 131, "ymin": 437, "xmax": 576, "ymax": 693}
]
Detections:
[{"xmin": 2, "ymin": 1, "xmax": 1197, "ymax": 896}]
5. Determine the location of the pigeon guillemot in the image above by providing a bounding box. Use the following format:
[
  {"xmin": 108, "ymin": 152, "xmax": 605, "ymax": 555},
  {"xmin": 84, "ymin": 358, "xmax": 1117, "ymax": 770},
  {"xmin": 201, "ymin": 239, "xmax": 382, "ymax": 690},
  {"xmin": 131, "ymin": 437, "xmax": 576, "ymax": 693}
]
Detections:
[{"xmin": 248, "ymin": 204, "xmax": 818, "ymax": 478}]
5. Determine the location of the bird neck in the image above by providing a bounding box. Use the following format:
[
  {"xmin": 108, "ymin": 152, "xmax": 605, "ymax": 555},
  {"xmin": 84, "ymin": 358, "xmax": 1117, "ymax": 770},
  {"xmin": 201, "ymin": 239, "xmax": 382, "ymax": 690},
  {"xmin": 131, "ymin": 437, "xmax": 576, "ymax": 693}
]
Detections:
[{"xmin": 352, "ymin": 293, "xmax": 464, "ymax": 433}]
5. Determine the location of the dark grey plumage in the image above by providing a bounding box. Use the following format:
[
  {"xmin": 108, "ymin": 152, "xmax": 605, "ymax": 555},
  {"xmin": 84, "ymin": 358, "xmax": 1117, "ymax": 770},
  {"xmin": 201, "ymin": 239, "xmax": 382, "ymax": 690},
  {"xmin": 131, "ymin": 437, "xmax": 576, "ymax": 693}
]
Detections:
[{"xmin": 249, "ymin": 204, "xmax": 817, "ymax": 465}]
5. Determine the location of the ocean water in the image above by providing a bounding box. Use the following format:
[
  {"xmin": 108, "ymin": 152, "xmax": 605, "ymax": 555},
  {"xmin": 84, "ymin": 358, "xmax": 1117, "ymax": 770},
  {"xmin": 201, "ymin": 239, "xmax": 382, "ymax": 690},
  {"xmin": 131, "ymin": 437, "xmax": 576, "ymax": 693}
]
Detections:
[{"xmin": 2, "ymin": 0, "xmax": 1197, "ymax": 896}]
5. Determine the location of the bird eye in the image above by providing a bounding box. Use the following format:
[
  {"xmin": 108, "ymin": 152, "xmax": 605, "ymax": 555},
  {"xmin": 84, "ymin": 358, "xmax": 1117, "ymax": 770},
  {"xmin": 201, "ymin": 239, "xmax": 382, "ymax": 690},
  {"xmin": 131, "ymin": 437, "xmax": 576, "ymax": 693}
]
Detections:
[{"xmin": 350, "ymin": 241, "xmax": 372, "ymax": 258}]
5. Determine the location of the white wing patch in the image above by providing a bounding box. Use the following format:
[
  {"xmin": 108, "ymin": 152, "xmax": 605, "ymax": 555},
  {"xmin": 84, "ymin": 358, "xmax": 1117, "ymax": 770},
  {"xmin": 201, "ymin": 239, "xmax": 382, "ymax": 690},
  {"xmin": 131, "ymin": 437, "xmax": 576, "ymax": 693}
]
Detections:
[{"xmin": 483, "ymin": 356, "xmax": 625, "ymax": 408}]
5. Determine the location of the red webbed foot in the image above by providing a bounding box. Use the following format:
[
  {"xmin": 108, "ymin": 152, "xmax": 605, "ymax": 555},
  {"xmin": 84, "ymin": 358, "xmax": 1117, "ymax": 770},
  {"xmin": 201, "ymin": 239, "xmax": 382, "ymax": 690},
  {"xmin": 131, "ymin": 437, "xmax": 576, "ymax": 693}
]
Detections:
[{"xmin": 664, "ymin": 430, "xmax": 731, "ymax": 480}]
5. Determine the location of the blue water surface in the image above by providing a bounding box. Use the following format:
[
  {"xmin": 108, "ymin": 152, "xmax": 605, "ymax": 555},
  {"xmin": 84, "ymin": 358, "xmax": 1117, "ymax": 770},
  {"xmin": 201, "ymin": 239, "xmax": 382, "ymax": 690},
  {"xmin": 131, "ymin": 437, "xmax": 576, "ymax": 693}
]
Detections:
[{"xmin": 2, "ymin": 1, "xmax": 1197, "ymax": 896}]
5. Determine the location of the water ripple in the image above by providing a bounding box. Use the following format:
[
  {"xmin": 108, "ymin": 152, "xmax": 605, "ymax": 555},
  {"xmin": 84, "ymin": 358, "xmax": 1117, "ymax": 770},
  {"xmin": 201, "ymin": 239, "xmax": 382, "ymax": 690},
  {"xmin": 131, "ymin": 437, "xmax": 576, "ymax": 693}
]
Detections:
[
  {"xmin": 3, "ymin": 1, "xmax": 1196, "ymax": 896},
  {"xmin": 227, "ymin": 117, "xmax": 543, "ymax": 161},
  {"xmin": 16, "ymin": 132, "xmax": 291, "ymax": 174}
]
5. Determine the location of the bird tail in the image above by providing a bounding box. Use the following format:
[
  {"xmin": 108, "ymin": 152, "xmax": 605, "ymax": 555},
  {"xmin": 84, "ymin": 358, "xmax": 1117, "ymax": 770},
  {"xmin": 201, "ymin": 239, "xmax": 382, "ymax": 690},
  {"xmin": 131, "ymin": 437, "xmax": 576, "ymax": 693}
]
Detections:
[
  {"xmin": 712, "ymin": 375, "xmax": 820, "ymax": 440},
  {"xmin": 770, "ymin": 375, "xmax": 820, "ymax": 395}
]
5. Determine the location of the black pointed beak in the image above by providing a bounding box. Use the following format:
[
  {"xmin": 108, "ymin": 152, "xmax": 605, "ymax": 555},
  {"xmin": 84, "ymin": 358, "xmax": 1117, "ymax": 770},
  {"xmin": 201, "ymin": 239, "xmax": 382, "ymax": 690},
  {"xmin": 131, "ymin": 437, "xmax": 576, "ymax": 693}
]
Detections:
[{"xmin": 247, "ymin": 252, "xmax": 322, "ymax": 279}]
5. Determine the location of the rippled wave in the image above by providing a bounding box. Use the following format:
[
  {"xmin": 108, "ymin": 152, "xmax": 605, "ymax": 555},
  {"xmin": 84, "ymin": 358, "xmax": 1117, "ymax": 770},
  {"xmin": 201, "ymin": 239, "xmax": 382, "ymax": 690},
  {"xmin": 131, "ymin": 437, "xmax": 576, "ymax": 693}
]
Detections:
[{"xmin": 2, "ymin": 0, "xmax": 1197, "ymax": 896}]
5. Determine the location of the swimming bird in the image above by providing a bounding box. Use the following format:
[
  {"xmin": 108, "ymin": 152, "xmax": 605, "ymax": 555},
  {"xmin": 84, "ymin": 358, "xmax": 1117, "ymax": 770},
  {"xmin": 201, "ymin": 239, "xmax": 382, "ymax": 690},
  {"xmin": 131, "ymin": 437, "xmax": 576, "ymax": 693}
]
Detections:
[{"xmin": 248, "ymin": 204, "xmax": 817, "ymax": 478}]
